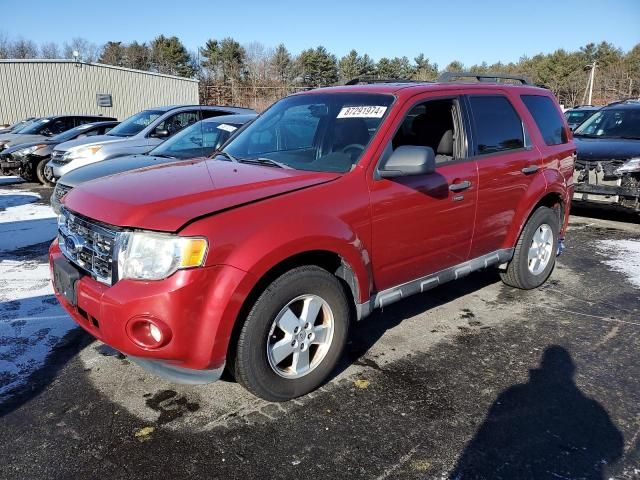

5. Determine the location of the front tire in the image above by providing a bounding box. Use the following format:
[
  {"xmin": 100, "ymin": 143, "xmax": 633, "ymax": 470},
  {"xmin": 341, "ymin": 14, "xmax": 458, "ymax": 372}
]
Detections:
[
  {"xmin": 500, "ymin": 206, "xmax": 559, "ymax": 289},
  {"xmin": 234, "ymin": 266, "xmax": 351, "ymax": 401},
  {"xmin": 35, "ymin": 158, "xmax": 55, "ymax": 186}
]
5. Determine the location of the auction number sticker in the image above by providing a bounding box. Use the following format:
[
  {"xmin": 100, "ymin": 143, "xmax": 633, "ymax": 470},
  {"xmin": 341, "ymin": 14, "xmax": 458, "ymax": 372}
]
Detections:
[
  {"xmin": 217, "ymin": 124, "xmax": 237, "ymax": 133},
  {"xmin": 337, "ymin": 106, "xmax": 387, "ymax": 118}
]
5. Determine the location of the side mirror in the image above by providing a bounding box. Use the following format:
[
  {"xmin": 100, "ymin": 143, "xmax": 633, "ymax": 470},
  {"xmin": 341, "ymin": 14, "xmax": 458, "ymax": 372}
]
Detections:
[
  {"xmin": 151, "ymin": 128, "xmax": 170, "ymax": 139},
  {"xmin": 378, "ymin": 145, "xmax": 436, "ymax": 178}
]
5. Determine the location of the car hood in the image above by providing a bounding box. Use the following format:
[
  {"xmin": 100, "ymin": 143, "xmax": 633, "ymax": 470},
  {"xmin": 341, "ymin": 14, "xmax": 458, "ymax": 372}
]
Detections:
[
  {"xmin": 55, "ymin": 134, "xmax": 126, "ymax": 152},
  {"xmin": 0, "ymin": 134, "xmax": 48, "ymax": 146},
  {"xmin": 60, "ymin": 154, "xmax": 182, "ymax": 187},
  {"xmin": 2, "ymin": 138, "xmax": 56, "ymax": 154},
  {"xmin": 574, "ymin": 137, "xmax": 640, "ymax": 162},
  {"xmin": 63, "ymin": 159, "xmax": 341, "ymax": 232}
]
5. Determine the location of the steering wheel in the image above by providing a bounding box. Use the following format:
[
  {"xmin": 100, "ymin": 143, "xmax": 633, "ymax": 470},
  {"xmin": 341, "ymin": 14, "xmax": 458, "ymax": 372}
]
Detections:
[{"xmin": 341, "ymin": 143, "xmax": 365, "ymax": 155}]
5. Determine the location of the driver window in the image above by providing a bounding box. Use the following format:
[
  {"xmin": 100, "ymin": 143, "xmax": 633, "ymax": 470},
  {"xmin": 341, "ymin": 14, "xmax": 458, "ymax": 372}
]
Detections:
[
  {"xmin": 155, "ymin": 111, "xmax": 200, "ymax": 137},
  {"xmin": 392, "ymin": 98, "xmax": 461, "ymax": 165}
]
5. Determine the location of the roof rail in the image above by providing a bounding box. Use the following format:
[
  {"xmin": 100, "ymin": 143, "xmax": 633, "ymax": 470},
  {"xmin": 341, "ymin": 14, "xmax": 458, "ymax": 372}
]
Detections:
[
  {"xmin": 606, "ymin": 97, "xmax": 640, "ymax": 106},
  {"xmin": 345, "ymin": 77, "xmax": 429, "ymax": 85},
  {"xmin": 438, "ymin": 71, "xmax": 533, "ymax": 86}
]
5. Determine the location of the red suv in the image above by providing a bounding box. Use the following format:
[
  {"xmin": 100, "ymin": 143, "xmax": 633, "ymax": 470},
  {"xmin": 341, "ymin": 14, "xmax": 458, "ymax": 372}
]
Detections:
[{"xmin": 50, "ymin": 73, "xmax": 575, "ymax": 401}]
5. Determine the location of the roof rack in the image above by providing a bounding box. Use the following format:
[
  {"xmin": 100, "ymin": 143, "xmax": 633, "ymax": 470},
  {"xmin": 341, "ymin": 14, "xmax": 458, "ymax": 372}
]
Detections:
[
  {"xmin": 437, "ymin": 71, "xmax": 533, "ymax": 86},
  {"xmin": 345, "ymin": 77, "xmax": 429, "ymax": 85},
  {"xmin": 606, "ymin": 97, "xmax": 640, "ymax": 106}
]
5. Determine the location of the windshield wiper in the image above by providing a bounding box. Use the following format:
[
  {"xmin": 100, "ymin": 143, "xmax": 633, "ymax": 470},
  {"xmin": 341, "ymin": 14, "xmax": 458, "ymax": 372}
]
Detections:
[
  {"xmin": 239, "ymin": 157, "xmax": 290, "ymax": 169},
  {"xmin": 152, "ymin": 153, "xmax": 176, "ymax": 159},
  {"xmin": 215, "ymin": 151, "xmax": 238, "ymax": 162}
]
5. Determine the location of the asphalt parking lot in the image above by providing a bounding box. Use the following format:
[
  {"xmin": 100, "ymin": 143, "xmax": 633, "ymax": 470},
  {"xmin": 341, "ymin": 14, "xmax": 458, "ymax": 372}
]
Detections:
[{"xmin": 0, "ymin": 179, "xmax": 639, "ymax": 480}]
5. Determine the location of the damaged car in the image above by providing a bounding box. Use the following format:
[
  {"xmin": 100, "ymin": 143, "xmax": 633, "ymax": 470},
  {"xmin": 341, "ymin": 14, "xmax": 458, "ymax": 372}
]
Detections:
[{"xmin": 573, "ymin": 99, "xmax": 640, "ymax": 212}]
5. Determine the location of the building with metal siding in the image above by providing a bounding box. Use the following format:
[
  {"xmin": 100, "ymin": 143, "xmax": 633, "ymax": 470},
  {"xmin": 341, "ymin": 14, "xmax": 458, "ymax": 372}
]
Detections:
[{"xmin": 0, "ymin": 59, "xmax": 199, "ymax": 124}]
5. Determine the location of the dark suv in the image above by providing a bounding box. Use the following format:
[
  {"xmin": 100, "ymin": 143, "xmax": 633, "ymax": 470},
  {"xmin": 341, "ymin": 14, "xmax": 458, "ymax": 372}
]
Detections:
[
  {"xmin": 51, "ymin": 73, "xmax": 574, "ymax": 401},
  {"xmin": 0, "ymin": 115, "xmax": 116, "ymax": 151},
  {"xmin": 572, "ymin": 100, "xmax": 640, "ymax": 212}
]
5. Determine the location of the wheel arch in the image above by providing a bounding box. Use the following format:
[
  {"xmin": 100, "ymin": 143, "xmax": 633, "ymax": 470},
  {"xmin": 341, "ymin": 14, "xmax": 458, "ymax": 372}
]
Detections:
[{"xmin": 224, "ymin": 249, "xmax": 361, "ymax": 369}]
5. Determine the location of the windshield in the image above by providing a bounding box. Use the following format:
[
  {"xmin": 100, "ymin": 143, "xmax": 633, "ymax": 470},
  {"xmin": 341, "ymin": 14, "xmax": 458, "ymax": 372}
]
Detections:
[
  {"xmin": 10, "ymin": 119, "xmax": 35, "ymax": 131},
  {"xmin": 574, "ymin": 108, "xmax": 640, "ymax": 139},
  {"xmin": 223, "ymin": 93, "xmax": 394, "ymax": 173},
  {"xmin": 565, "ymin": 110, "xmax": 596, "ymax": 125},
  {"xmin": 50, "ymin": 124, "xmax": 96, "ymax": 142},
  {"xmin": 16, "ymin": 118, "xmax": 51, "ymax": 134},
  {"xmin": 150, "ymin": 119, "xmax": 240, "ymax": 159},
  {"xmin": 107, "ymin": 110, "xmax": 164, "ymax": 137}
]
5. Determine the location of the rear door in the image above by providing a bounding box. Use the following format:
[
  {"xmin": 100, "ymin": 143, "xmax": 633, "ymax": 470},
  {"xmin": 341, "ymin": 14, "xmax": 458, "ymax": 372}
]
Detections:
[
  {"xmin": 368, "ymin": 94, "xmax": 478, "ymax": 291},
  {"xmin": 466, "ymin": 93, "xmax": 542, "ymax": 258}
]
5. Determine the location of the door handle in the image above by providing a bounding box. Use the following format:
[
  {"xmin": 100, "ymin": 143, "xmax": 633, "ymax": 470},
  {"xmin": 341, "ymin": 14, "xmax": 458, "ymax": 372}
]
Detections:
[
  {"xmin": 449, "ymin": 180, "xmax": 472, "ymax": 192},
  {"xmin": 521, "ymin": 165, "xmax": 539, "ymax": 175}
]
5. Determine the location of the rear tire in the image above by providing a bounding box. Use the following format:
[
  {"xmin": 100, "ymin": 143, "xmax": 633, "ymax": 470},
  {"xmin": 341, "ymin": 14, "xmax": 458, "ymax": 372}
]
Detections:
[
  {"xmin": 500, "ymin": 206, "xmax": 559, "ymax": 290},
  {"xmin": 35, "ymin": 158, "xmax": 54, "ymax": 186},
  {"xmin": 234, "ymin": 266, "xmax": 350, "ymax": 401}
]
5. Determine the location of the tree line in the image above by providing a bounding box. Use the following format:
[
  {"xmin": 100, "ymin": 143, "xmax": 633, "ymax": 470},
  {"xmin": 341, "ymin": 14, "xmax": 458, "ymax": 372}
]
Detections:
[{"xmin": 1, "ymin": 31, "xmax": 639, "ymax": 106}]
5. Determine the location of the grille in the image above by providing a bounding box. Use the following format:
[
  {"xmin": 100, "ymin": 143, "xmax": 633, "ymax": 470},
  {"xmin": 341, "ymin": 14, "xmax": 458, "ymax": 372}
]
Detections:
[
  {"xmin": 51, "ymin": 150, "xmax": 67, "ymax": 164},
  {"xmin": 58, "ymin": 208, "xmax": 118, "ymax": 284},
  {"xmin": 54, "ymin": 183, "xmax": 72, "ymax": 202}
]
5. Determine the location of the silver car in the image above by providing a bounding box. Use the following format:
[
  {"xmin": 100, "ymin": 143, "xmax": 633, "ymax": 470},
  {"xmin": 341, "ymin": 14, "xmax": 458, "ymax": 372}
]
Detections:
[{"xmin": 47, "ymin": 105, "xmax": 255, "ymax": 179}]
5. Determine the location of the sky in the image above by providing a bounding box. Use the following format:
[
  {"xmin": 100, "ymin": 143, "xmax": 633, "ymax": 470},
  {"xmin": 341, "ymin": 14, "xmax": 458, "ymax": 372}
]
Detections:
[{"xmin": 4, "ymin": 0, "xmax": 640, "ymax": 66}]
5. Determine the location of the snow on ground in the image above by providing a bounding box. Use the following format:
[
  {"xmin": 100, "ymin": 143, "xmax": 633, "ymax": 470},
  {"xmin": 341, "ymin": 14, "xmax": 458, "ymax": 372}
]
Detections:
[
  {"xmin": 596, "ymin": 239, "xmax": 640, "ymax": 289},
  {"xmin": 0, "ymin": 182, "xmax": 74, "ymax": 402},
  {"xmin": 0, "ymin": 188, "xmax": 57, "ymax": 252}
]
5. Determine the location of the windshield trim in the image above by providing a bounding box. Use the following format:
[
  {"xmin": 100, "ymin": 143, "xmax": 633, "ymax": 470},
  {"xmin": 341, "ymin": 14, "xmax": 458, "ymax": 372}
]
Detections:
[{"xmin": 222, "ymin": 92, "xmax": 396, "ymax": 174}]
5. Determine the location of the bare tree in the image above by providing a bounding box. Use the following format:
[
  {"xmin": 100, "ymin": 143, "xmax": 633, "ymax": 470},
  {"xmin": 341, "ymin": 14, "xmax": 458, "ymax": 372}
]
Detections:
[
  {"xmin": 40, "ymin": 41, "xmax": 60, "ymax": 59},
  {"xmin": 63, "ymin": 37, "xmax": 101, "ymax": 62},
  {"xmin": 10, "ymin": 38, "xmax": 38, "ymax": 59}
]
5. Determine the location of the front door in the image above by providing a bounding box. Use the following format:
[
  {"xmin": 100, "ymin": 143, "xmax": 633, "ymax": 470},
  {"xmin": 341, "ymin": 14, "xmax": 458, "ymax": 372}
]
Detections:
[{"xmin": 368, "ymin": 95, "xmax": 478, "ymax": 291}]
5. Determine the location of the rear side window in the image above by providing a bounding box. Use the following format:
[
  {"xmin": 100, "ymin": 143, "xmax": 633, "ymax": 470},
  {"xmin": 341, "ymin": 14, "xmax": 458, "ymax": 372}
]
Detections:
[
  {"xmin": 469, "ymin": 96, "xmax": 524, "ymax": 155},
  {"xmin": 521, "ymin": 95, "xmax": 568, "ymax": 145}
]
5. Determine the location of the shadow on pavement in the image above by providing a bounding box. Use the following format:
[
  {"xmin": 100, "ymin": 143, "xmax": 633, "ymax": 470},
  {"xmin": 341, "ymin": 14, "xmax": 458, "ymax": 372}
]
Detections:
[
  {"xmin": 449, "ymin": 345, "xmax": 624, "ymax": 479},
  {"xmin": 0, "ymin": 194, "xmax": 41, "ymax": 211},
  {"xmin": 339, "ymin": 269, "xmax": 500, "ymax": 375},
  {"xmin": 572, "ymin": 202, "xmax": 640, "ymax": 225},
  {"xmin": 0, "ymin": 324, "xmax": 90, "ymax": 418}
]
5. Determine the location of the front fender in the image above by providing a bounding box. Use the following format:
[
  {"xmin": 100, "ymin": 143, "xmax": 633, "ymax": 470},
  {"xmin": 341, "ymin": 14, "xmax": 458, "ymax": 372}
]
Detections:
[{"xmin": 217, "ymin": 213, "xmax": 372, "ymax": 304}]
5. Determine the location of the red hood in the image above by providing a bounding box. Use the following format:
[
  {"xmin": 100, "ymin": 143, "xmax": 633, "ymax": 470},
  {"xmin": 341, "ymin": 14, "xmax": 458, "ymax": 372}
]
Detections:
[{"xmin": 64, "ymin": 158, "xmax": 340, "ymax": 231}]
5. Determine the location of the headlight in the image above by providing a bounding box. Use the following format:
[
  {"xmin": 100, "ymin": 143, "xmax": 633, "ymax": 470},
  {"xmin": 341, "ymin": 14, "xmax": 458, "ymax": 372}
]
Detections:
[
  {"xmin": 15, "ymin": 144, "xmax": 47, "ymax": 156},
  {"xmin": 116, "ymin": 231, "xmax": 208, "ymax": 281},
  {"xmin": 64, "ymin": 145, "xmax": 102, "ymax": 161},
  {"xmin": 614, "ymin": 157, "xmax": 640, "ymax": 175}
]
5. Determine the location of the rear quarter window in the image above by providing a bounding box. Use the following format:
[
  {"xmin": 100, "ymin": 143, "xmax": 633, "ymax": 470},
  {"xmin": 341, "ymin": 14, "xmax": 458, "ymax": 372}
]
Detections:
[
  {"xmin": 521, "ymin": 95, "xmax": 568, "ymax": 145},
  {"xmin": 468, "ymin": 95, "xmax": 524, "ymax": 155}
]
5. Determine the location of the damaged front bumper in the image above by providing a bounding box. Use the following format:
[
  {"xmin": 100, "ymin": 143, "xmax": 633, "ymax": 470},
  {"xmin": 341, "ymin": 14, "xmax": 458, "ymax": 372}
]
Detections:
[{"xmin": 573, "ymin": 159, "xmax": 640, "ymax": 211}]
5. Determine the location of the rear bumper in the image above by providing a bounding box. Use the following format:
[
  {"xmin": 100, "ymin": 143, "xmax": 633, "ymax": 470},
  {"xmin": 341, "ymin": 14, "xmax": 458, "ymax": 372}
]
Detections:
[{"xmin": 49, "ymin": 240, "xmax": 255, "ymax": 373}]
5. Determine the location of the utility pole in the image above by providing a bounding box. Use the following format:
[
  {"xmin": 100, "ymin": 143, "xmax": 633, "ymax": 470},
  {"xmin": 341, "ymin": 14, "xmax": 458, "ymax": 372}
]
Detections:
[
  {"xmin": 587, "ymin": 61, "xmax": 596, "ymax": 105},
  {"xmin": 582, "ymin": 61, "xmax": 597, "ymax": 105}
]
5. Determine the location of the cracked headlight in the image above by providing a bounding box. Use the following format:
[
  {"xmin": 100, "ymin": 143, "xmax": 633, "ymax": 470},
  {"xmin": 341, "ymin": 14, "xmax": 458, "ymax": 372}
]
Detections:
[
  {"xmin": 614, "ymin": 157, "xmax": 640, "ymax": 175},
  {"xmin": 15, "ymin": 144, "xmax": 47, "ymax": 156},
  {"xmin": 116, "ymin": 231, "xmax": 208, "ymax": 281}
]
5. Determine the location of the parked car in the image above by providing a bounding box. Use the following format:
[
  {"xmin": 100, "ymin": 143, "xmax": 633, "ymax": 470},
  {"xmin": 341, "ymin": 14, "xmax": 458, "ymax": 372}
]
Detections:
[
  {"xmin": 50, "ymin": 73, "xmax": 574, "ymax": 401},
  {"xmin": 0, "ymin": 117, "xmax": 37, "ymax": 135},
  {"xmin": 0, "ymin": 121, "xmax": 119, "ymax": 185},
  {"xmin": 564, "ymin": 105, "xmax": 599, "ymax": 130},
  {"xmin": 572, "ymin": 99, "xmax": 640, "ymax": 212},
  {"xmin": 51, "ymin": 114, "xmax": 256, "ymax": 213},
  {"xmin": 0, "ymin": 115, "xmax": 116, "ymax": 151},
  {"xmin": 48, "ymin": 105, "xmax": 256, "ymax": 180}
]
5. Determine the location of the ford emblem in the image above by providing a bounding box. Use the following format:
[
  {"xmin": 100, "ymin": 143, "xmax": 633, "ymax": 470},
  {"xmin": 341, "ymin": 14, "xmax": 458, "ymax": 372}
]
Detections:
[{"xmin": 66, "ymin": 234, "xmax": 85, "ymax": 254}]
